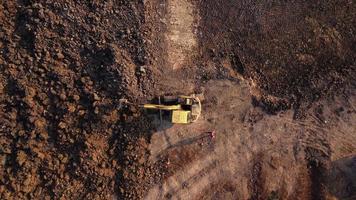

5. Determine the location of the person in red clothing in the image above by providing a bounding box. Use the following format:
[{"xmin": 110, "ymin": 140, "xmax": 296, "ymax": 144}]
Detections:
[{"xmin": 209, "ymin": 130, "xmax": 216, "ymax": 139}]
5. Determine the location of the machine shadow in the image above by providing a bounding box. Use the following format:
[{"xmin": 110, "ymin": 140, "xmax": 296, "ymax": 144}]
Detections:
[{"xmin": 327, "ymin": 155, "xmax": 356, "ymax": 199}]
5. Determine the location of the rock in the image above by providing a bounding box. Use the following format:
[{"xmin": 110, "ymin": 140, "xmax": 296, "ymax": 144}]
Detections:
[
  {"xmin": 78, "ymin": 110, "xmax": 86, "ymax": 116},
  {"xmin": 50, "ymin": 88, "xmax": 57, "ymax": 95},
  {"xmin": 38, "ymin": 8, "xmax": 45, "ymax": 19},
  {"xmin": 36, "ymin": 152, "xmax": 45, "ymax": 159},
  {"xmin": 112, "ymin": 160, "xmax": 117, "ymax": 167},
  {"xmin": 42, "ymin": 98, "xmax": 50, "ymax": 106},
  {"xmin": 93, "ymin": 93, "xmax": 100, "ymax": 101},
  {"xmin": 56, "ymin": 52, "xmax": 64, "ymax": 60},
  {"xmin": 59, "ymin": 93, "xmax": 66, "ymax": 100},
  {"xmin": 73, "ymin": 95, "xmax": 80, "ymax": 101},
  {"xmin": 58, "ymin": 122, "xmax": 66, "ymax": 129},
  {"xmin": 16, "ymin": 151, "xmax": 27, "ymax": 166},
  {"xmin": 34, "ymin": 119, "xmax": 46, "ymax": 129},
  {"xmin": 67, "ymin": 104, "xmax": 76, "ymax": 113},
  {"xmin": 80, "ymin": 77, "xmax": 86, "ymax": 83},
  {"xmin": 139, "ymin": 66, "xmax": 146, "ymax": 73},
  {"xmin": 94, "ymin": 107, "xmax": 99, "ymax": 114},
  {"xmin": 37, "ymin": 92, "xmax": 47, "ymax": 101},
  {"xmin": 1, "ymin": 155, "xmax": 6, "ymax": 166},
  {"xmin": 138, "ymin": 157, "xmax": 145, "ymax": 165}
]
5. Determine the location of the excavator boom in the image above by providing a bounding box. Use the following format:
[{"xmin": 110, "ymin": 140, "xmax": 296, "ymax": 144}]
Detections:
[{"xmin": 143, "ymin": 104, "xmax": 181, "ymax": 110}]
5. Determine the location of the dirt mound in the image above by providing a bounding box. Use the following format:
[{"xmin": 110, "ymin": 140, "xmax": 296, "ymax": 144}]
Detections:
[{"xmin": 0, "ymin": 1, "xmax": 153, "ymax": 199}]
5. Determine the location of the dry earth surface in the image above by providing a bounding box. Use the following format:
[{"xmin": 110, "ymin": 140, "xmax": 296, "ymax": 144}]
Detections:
[{"xmin": 0, "ymin": 0, "xmax": 355, "ymax": 200}]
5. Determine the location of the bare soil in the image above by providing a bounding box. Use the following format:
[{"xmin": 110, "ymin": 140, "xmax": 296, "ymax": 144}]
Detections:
[{"xmin": 1, "ymin": 0, "xmax": 355, "ymax": 200}]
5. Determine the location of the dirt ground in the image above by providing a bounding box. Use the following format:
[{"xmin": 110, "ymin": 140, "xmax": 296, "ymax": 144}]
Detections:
[{"xmin": 0, "ymin": 0, "xmax": 355, "ymax": 200}]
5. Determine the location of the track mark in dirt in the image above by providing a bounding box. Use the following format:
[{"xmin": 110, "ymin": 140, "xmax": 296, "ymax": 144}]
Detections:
[
  {"xmin": 305, "ymin": 141, "xmax": 331, "ymax": 200},
  {"xmin": 165, "ymin": 160, "xmax": 219, "ymax": 199},
  {"xmin": 327, "ymin": 156, "xmax": 356, "ymax": 199},
  {"xmin": 166, "ymin": 0, "xmax": 197, "ymax": 70},
  {"xmin": 249, "ymin": 153, "xmax": 266, "ymax": 200},
  {"xmin": 196, "ymin": 179, "xmax": 239, "ymax": 200},
  {"xmin": 145, "ymin": 156, "xmax": 218, "ymax": 200},
  {"xmin": 306, "ymin": 148, "xmax": 329, "ymax": 200}
]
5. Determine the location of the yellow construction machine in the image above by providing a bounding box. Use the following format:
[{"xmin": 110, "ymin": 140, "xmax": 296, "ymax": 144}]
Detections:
[{"xmin": 142, "ymin": 95, "xmax": 201, "ymax": 124}]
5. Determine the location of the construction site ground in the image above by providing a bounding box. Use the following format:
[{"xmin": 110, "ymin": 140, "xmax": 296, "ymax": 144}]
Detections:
[{"xmin": 0, "ymin": 0, "xmax": 355, "ymax": 200}]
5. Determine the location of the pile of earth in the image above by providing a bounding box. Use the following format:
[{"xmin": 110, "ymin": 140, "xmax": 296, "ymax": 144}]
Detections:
[{"xmin": 0, "ymin": 1, "xmax": 155, "ymax": 199}]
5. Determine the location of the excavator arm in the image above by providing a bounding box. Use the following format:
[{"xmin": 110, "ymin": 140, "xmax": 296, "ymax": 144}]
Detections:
[{"xmin": 142, "ymin": 104, "xmax": 181, "ymax": 110}]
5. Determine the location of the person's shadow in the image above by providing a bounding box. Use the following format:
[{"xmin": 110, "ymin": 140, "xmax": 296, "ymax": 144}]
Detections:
[{"xmin": 327, "ymin": 155, "xmax": 356, "ymax": 200}]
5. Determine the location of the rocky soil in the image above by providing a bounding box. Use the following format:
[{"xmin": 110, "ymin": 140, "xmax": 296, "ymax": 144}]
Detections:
[{"xmin": 0, "ymin": 1, "xmax": 155, "ymax": 199}]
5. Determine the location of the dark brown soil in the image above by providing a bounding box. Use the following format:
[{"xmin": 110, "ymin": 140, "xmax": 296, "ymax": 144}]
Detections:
[
  {"xmin": 197, "ymin": 0, "xmax": 356, "ymax": 116},
  {"xmin": 0, "ymin": 0, "xmax": 355, "ymax": 200},
  {"xmin": 196, "ymin": 1, "xmax": 355, "ymax": 199},
  {"xmin": 0, "ymin": 1, "xmax": 154, "ymax": 199}
]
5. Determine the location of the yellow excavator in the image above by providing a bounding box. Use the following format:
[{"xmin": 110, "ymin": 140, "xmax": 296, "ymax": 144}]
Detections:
[
  {"xmin": 142, "ymin": 95, "xmax": 201, "ymax": 124},
  {"xmin": 119, "ymin": 95, "xmax": 201, "ymax": 124}
]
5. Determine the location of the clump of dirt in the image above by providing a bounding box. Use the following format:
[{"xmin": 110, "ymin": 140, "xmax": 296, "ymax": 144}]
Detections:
[{"xmin": 0, "ymin": 1, "xmax": 154, "ymax": 199}]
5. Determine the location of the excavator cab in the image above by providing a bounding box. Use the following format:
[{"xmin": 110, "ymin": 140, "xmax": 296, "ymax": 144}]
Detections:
[{"xmin": 142, "ymin": 95, "xmax": 201, "ymax": 124}]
